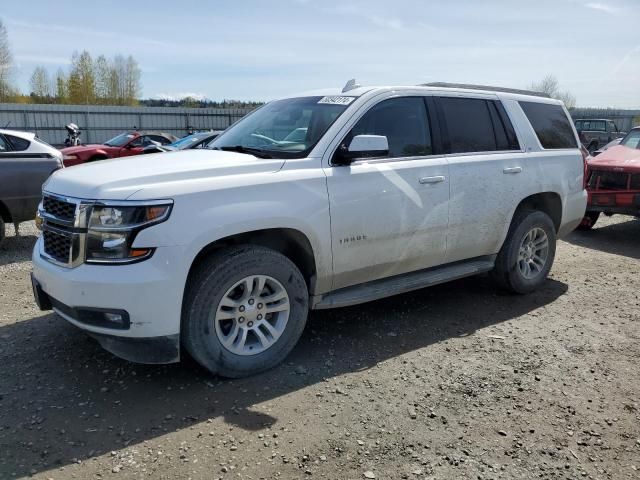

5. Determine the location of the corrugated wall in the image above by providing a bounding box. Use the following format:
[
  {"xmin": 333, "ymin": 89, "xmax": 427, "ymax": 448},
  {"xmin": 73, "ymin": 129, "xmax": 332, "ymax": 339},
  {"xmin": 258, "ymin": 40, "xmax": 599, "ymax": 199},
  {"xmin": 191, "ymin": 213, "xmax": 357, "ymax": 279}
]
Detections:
[{"xmin": 0, "ymin": 103, "xmax": 255, "ymax": 145}]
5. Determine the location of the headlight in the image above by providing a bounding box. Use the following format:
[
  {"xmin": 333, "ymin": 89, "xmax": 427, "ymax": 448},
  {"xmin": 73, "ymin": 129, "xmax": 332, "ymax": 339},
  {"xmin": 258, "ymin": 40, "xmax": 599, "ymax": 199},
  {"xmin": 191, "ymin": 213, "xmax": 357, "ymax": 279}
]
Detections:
[{"xmin": 86, "ymin": 203, "xmax": 172, "ymax": 264}]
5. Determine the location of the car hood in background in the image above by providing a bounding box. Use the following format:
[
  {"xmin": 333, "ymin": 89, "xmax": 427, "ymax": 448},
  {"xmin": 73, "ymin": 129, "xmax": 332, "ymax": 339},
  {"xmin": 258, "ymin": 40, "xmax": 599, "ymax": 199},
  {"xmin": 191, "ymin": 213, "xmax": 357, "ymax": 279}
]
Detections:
[
  {"xmin": 588, "ymin": 145, "xmax": 640, "ymax": 172},
  {"xmin": 44, "ymin": 149, "xmax": 286, "ymax": 200},
  {"xmin": 61, "ymin": 144, "xmax": 110, "ymax": 155}
]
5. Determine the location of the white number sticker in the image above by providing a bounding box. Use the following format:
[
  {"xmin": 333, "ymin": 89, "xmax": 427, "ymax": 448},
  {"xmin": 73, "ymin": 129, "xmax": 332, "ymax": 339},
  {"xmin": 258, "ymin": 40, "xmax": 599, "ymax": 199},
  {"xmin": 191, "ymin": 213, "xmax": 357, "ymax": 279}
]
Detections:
[{"xmin": 318, "ymin": 96, "xmax": 355, "ymax": 105}]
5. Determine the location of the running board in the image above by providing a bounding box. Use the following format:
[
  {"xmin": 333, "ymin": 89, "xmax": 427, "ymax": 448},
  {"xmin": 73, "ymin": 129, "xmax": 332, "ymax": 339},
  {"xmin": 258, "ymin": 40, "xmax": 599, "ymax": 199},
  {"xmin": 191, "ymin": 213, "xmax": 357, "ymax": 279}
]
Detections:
[{"xmin": 312, "ymin": 256, "xmax": 496, "ymax": 310}]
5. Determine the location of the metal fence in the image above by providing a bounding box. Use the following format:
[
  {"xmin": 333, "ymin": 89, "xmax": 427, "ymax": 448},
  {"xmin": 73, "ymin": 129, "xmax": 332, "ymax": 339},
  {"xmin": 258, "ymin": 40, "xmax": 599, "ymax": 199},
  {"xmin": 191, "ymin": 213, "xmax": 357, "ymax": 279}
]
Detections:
[
  {"xmin": 2, "ymin": 103, "xmax": 639, "ymax": 147},
  {"xmin": 0, "ymin": 103, "xmax": 255, "ymax": 146},
  {"xmin": 569, "ymin": 108, "xmax": 640, "ymax": 133}
]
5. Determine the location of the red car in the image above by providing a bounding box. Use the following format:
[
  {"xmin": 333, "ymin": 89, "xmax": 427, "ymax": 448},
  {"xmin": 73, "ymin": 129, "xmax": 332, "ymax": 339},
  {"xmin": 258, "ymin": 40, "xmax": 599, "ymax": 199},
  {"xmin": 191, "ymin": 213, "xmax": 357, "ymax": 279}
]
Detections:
[
  {"xmin": 580, "ymin": 126, "xmax": 640, "ymax": 229},
  {"xmin": 61, "ymin": 131, "xmax": 178, "ymax": 167}
]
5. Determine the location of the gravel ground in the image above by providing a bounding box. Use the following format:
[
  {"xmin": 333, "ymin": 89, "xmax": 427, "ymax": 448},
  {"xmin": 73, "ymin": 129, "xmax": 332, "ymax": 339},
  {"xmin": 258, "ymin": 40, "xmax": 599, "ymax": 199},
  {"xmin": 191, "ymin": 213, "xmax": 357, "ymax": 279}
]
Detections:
[{"xmin": 0, "ymin": 217, "xmax": 638, "ymax": 480}]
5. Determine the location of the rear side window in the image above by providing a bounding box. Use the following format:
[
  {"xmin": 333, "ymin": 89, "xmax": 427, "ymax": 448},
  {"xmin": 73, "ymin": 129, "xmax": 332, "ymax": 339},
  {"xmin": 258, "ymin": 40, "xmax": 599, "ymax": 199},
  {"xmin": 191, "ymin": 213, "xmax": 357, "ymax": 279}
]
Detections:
[
  {"xmin": 439, "ymin": 97, "xmax": 517, "ymax": 153},
  {"xmin": 0, "ymin": 135, "xmax": 9, "ymax": 152},
  {"xmin": 5, "ymin": 134, "xmax": 30, "ymax": 151},
  {"xmin": 348, "ymin": 97, "xmax": 432, "ymax": 158},
  {"xmin": 520, "ymin": 102, "xmax": 578, "ymax": 149}
]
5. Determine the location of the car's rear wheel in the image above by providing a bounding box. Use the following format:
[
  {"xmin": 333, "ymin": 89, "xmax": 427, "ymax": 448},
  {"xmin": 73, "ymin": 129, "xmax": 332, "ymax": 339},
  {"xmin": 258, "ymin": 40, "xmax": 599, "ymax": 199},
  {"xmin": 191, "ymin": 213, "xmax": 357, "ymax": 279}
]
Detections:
[
  {"xmin": 183, "ymin": 245, "xmax": 309, "ymax": 378},
  {"xmin": 0, "ymin": 217, "xmax": 5, "ymax": 244},
  {"xmin": 577, "ymin": 211, "xmax": 600, "ymax": 230},
  {"xmin": 491, "ymin": 209, "xmax": 557, "ymax": 294}
]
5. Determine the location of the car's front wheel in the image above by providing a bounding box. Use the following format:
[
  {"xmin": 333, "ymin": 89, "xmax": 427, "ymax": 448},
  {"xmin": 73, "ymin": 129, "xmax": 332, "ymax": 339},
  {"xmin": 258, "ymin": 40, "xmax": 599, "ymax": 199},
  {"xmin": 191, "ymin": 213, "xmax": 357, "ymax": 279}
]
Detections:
[
  {"xmin": 0, "ymin": 217, "xmax": 4, "ymax": 244},
  {"xmin": 491, "ymin": 209, "xmax": 557, "ymax": 294},
  {"xmin": 182, "ymin": 245, "xmax": 309, "ymax": 378}
]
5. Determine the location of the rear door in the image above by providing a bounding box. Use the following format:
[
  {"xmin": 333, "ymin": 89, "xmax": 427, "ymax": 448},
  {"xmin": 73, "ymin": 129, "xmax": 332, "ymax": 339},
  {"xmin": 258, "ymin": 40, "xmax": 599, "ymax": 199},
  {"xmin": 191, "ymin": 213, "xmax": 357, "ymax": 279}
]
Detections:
[
  {"xmin": 435, "ymin": 95, "xmax": 525, "ymax": 263},
  {"xmin": 0, "ymin": 134, "xmax": 59, "ymax": 223},
  {"xmin": 325, "ymin": 95, "xmax": 450, "ymax": 290}
]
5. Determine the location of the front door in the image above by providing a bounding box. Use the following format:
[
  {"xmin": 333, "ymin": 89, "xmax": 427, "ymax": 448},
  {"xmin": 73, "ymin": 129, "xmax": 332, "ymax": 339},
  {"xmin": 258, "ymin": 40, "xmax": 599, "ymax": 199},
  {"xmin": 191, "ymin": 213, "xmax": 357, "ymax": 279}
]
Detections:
[{"xmin": 325, "ymin": 96, "xmax": 450, "ymax": 290}]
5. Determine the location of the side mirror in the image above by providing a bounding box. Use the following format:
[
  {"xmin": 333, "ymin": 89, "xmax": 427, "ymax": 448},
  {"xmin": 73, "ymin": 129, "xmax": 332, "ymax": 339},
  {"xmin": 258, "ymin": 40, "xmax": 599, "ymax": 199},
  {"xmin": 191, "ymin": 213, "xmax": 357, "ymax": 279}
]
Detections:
[{"xmin": 335, "ymin": 135, "xmax": 389, "ymax": 165}]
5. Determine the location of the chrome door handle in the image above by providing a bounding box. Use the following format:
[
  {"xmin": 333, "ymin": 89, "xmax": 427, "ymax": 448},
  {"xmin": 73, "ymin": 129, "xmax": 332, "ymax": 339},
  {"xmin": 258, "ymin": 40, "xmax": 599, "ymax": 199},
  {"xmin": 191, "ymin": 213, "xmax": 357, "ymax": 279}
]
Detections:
[
  {"xmin": 419, "ymin": 175, "xmax": 445, "ymax": 184},
  {"xmin": 503, "ymin": 166, "xmax": 523, "ymax": 174}
]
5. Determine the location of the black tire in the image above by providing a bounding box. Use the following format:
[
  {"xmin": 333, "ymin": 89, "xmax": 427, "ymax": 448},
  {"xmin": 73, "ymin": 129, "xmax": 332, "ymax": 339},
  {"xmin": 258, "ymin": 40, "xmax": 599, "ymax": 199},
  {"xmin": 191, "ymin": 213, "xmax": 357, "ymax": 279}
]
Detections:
[
  {"xmin": 182, "ymin": 245, "xmax": 309, "ymax": 378},
  {"xmin": 577, "ymin": 211, "xmax": 600, "ymax": 231},
  {"xmin": 491, "ymin": 209, "xmax": 557, "ymax": 294},
  {"xmin": 0, "ymin": 217, "xmax": 4, "ymax": 245}
]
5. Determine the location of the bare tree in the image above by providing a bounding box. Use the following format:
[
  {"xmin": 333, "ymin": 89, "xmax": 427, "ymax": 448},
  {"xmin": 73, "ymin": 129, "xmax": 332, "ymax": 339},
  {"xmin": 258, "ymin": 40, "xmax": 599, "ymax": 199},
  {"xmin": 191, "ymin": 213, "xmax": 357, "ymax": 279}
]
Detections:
[
  {"xmin": 529, "ymin": 74, "xmax": 576, "ymax": 109},
  {"xmin": 29, "ymin": 66, "xmax": 52, "ymax": 100},
  {"xmin": 0, "ymin": 18, "xmax": 14, "ymax": 102},
  {"xmin": 94, "ymin": 55, "xmax": 108, "ymax": 103},
  {"xmin": 123, "ymin": 55, "xmax": 141, "ymax": 105}
]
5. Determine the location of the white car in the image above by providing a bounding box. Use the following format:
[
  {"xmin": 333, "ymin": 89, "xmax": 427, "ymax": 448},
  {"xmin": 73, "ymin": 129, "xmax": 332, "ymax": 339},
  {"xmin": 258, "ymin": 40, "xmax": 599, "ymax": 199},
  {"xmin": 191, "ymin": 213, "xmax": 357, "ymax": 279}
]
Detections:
[{"xmin": 31, "ymin": 82, "xmax": 587, "ymax": 377}]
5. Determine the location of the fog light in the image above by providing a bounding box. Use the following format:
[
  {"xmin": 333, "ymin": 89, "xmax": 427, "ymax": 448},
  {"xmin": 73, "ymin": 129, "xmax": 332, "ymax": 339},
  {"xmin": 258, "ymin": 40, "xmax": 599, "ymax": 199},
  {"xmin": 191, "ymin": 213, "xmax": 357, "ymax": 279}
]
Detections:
[{"xmin": 104, "ymin": 312, "xmax": 124, "ymax": 323}]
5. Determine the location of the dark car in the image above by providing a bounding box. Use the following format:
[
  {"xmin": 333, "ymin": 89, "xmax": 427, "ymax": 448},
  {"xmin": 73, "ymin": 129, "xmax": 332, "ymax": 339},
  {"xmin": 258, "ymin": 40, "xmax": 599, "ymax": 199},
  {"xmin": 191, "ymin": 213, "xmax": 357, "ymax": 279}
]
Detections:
[
  {"xmin": 61, "ymin": 131, "xmax": 178, "ymax": 167},
  {"xmin": 574, "ymin": 119, "xmax": 626, "ymax": 153},
  {"xmin": 141, "ymin": 130, "xmax": 224, "ymax": 154},
  {"xmin": 0, "ymin": 129, "xmax": 63, "ymax": 242}
]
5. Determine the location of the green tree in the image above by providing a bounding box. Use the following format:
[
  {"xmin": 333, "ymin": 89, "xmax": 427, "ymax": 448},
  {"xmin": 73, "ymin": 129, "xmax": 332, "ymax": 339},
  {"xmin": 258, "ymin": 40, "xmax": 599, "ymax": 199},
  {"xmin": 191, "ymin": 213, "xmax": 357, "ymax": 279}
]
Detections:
[
  {"xmin": 67, "ymin": 50, "xmax": 96, "ymax": 104},
  {"xmin": 55, "ymin": 68, "xmax": 67, "ymax": 103}
]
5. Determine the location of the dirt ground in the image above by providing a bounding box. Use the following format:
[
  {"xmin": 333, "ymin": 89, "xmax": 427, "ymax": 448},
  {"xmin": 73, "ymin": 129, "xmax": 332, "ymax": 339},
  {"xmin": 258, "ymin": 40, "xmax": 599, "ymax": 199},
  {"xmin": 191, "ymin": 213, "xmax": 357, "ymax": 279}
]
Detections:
[{"xmin": 0, "ymin": 217, "xmax": 638, "ymax": 480}]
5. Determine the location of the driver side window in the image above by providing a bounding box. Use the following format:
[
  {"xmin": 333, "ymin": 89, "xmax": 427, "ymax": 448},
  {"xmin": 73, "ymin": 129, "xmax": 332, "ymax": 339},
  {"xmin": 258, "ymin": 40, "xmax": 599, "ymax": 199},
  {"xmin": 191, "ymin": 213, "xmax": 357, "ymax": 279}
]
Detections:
[
  {"xmin": 129, "ymin": 136, "xmax": 144, "ymax": 147},
  {"xmin": 347, "ymin": 97, "xmax": 432, "ymax": 158}
]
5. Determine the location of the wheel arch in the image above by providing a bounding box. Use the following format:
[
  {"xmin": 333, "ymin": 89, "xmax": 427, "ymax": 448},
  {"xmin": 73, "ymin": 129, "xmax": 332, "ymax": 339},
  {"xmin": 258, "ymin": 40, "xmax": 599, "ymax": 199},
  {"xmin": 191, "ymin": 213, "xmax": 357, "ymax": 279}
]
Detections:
[
  {"xmin": 185, "ymin": 227, "xmax": 319, "ymax": 296},
  {"xmin": 513, "ymin": 192, "xmax": 563, "ymax": 233},
  {"xmin": 0, "ymin": 200, "xmax": 12, "ymax": 223}
]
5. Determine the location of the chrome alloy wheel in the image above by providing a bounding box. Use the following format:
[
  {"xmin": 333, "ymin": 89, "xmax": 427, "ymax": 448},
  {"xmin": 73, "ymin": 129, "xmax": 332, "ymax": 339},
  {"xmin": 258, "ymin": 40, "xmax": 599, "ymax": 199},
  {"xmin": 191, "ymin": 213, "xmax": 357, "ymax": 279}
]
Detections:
[
  {"xmin": 214, "ymin": 275, "xmax": 290, "ymax": 356},
  {"xmin": 517, "ymin": 227, "xmax": 549, "ymax": 279}
]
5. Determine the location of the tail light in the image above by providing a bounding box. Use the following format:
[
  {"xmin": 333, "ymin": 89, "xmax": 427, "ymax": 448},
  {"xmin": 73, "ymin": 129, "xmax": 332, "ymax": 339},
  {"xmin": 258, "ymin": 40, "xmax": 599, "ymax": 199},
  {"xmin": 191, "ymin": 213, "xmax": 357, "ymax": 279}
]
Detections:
[{"xmin": 580, "ymin": 145, "xmax": 590, "ymax": 189}]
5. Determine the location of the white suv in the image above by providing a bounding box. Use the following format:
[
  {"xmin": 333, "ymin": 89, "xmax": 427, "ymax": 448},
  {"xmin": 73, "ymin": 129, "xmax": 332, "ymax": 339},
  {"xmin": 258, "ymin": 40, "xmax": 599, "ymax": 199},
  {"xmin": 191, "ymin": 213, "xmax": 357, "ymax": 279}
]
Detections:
[{"xmin": 31, "ymin": 83, "xmax": 587, "ymax": 377}]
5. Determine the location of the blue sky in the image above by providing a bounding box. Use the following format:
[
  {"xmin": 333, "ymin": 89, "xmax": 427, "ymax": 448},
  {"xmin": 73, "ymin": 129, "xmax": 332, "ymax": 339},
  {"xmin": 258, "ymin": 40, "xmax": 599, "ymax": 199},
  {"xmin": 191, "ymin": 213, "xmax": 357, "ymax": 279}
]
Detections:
[{"xmin": 2, "ymin": 0, "xmax": 639, "ymax": 107}]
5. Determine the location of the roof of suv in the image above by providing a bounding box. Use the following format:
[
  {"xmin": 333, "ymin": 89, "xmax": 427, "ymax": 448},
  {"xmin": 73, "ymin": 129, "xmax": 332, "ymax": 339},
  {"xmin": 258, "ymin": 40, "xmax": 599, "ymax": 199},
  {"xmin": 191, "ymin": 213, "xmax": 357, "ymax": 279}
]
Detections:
[{"xmin": 291, "ymin": 84, "xmax": 564, "ymax": 105}]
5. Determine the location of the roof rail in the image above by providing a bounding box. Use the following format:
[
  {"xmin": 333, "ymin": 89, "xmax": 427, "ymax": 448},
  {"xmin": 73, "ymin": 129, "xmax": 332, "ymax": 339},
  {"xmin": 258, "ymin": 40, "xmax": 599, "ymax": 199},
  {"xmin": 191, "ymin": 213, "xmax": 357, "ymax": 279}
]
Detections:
[{"xmin": 421, "ymin": 82, "xmax": 550, "ymax": 98}]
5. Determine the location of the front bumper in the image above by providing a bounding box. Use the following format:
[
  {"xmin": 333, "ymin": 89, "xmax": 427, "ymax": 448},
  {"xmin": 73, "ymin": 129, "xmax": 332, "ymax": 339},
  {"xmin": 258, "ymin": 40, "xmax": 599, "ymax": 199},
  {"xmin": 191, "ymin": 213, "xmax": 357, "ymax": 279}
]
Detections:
[{"xmin": 32, "ymin": 237, "xmax": 188, "ymax": 363}]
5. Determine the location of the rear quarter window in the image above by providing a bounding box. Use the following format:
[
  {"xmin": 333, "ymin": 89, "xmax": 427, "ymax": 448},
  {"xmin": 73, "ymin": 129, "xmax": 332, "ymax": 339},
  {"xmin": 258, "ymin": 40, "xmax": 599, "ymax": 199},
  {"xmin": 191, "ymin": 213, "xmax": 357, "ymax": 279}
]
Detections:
[
  {"xmin": 519, "ymin": 102, "xmax": 578, "ymax": 149},
  {"xmin": 5, "ymin": 134, "xmax": 31, "ymax": 152}
]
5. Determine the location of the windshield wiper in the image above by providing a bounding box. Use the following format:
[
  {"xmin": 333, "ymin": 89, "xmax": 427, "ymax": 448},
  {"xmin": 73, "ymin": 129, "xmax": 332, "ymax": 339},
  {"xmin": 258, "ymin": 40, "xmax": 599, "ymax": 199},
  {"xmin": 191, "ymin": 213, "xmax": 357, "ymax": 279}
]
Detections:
[{"xmin": 213, "ymin": 145, "xmax": 273, "ymax": 159}]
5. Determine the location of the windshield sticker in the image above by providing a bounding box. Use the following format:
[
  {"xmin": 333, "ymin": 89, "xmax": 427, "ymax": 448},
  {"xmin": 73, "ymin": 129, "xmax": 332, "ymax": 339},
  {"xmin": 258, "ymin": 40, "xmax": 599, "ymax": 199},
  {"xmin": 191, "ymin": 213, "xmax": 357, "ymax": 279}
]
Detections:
[{"xmin": 318, "ymin": 96, "xmax": 355, "ymax": 105}]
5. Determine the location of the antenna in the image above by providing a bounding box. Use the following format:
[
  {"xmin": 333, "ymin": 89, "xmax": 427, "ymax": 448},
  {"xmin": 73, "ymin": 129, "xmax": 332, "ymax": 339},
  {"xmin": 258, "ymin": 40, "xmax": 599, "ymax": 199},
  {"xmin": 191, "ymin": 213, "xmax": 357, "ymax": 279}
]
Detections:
[
  {"xmin": 342, "ymin": 79, "xmax": 361, "ymax": 93},
  {"xmin": 3, "ymin": 121, "xmax": 10, "ymax": 128}
]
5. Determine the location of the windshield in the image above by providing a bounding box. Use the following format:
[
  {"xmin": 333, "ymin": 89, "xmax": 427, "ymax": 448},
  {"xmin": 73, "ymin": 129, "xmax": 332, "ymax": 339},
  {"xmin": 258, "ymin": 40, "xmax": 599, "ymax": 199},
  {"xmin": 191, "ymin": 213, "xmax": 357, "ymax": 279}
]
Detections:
[
  {"xmin": 170, "ymin": 134, "xmax": 206, "ymax": 149},
  {"xmin": 621, "ymin": 129, "xmax": 640, "ymax": 150},
  {"xmin": 208, "ymin": 96, "xmax": 353, "ymax": 158},
  {"xmin": 104, "ymin": 132, "xmax": 135, "ymax": 147}
]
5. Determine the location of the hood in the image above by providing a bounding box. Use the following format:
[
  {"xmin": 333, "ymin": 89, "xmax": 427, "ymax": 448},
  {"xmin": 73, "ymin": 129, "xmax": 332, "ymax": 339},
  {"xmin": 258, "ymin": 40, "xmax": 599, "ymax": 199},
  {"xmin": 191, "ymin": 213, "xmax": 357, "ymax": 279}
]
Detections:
[
  {"xmin": 61, "ymin": 144, "xmax": 108, "ymax": 155},
  {"xmin": 44, "ymin": 149, "xmax": 286, "ymax": 200},
  {"xmin": 588, "ymin": 145, "xmax": 640, "ymax": 172}
]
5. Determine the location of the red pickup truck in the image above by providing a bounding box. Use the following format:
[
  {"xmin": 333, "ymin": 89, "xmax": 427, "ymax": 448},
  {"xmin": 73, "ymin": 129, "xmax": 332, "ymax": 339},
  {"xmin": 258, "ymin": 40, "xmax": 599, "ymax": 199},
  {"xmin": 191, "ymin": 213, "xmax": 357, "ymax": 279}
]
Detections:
[
  {"xmin": 61, "ymin": 131, "xmax": 177, "ymax": 167},
  {"xmin": 580, "ymin": 126, "xmax": 640, "ymax": 229}
]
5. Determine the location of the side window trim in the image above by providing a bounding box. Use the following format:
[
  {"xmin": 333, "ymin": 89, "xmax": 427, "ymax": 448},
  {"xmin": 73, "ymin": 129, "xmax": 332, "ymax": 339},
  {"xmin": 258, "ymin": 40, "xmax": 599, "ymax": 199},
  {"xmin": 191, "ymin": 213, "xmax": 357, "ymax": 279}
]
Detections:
[
  {"xmin": 0, "ymin": 134, "xmax": 11, "ymax": 152},
  {"xmin": 490, "ymin": 100, "xmax": 521, "ymax": 151},
  {"xmin": 331, "ymin": 95, "xmax": 438, "ymax": 165}
]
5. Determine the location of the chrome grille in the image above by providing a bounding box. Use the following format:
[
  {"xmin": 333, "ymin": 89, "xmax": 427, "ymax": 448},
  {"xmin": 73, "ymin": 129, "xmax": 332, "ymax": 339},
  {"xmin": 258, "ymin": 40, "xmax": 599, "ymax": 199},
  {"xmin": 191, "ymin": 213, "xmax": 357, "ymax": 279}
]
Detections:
[
  {"xmin": 43, "ymin": 229, "xmax": 72, "ymax": 263},
  {"xmin": 40, "ymin": 193, "xmax": 85, "ymax": 268},
  {"xmin": 43, "ymin": 196, "xmax": 76, "ymax": 222}
]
